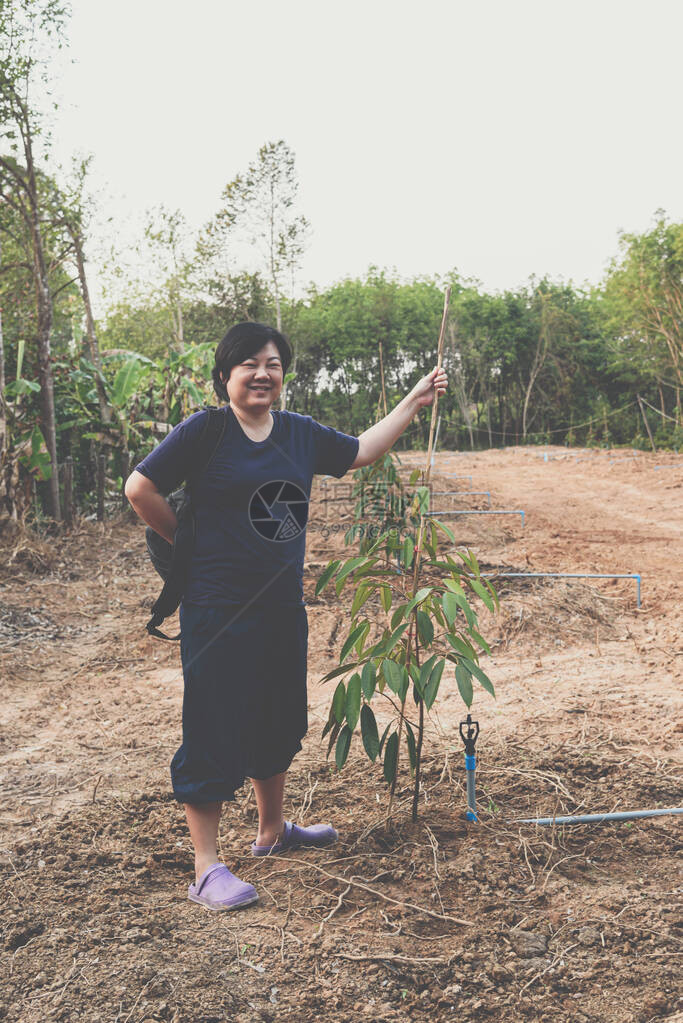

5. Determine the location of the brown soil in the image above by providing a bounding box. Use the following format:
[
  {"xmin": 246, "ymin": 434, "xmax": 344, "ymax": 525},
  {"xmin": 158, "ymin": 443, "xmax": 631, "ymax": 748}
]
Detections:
[{"xmin": 1, "ymin": 445, "xmax": 681, "ymax": 1023}]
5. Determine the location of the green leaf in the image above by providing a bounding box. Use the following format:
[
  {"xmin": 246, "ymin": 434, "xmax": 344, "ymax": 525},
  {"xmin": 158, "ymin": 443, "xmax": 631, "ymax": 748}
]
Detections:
[
  {"xmin": 467, "ymin": 548, "xmax": 482, "ymax": 579},
  {"xmin": 382, "ymin": 659, "xmax": 404, "ymax": 695},
  {"xmin": 179, "ymin": 377, "xmax": 204, "ymax": 404},
  {"xmin": 319, "ymin": 661, "xmax": 361, "ymax": 683},
  {"xmin": 424, "ymin": 540, "xmax": 437, "ymax": 561},
  {"xmin": 432, "ymin": 603, "xmax": 446, "ymax": 628},
  {"xmin": 442, "ymin": 591, "xmax": 459, "ymax": 627},
  {"xmin": 424, "ymin": 659, "xmax": 446, "ymax": 710},
  {"xmin": 404, "ymin": 586, "xmax": 433, "ymax": 617},
  {"xmin": 390, "ymin": 603, "xmax": 407, "ymax": 630},
  {"xmin": 482, "ymin": 577, "xmax": 500, "ymax": 611},
  {"xmin": 112, "ymin": 358, "xmax": 146, "ymax": 407},
  {"xmin": 455, "ymin": 662, "xmax": 473, "ymax": 707},
  {"xmin": 332, "ymin": 681, "xmax": 346, "ymax": 724},
  {"xmin": 462, "ymin": 657, "xmax": 496, "ymax": 698},
  {"xmin": 360, "ymin": 704, "xmax": 380, "ymax": 761},
  {"xmin": 446, "ymin": 633, "xmax": 478, "ymax": 660},
  {"xmin": 353, "ymin": 557, "xmax": 381, "ymax": 578},
  {"xmin": 334, "ymin": 556, "xmax": 370, "ymax": 595},
  {"xmin": 468, "ymin": 577, "xmax": 495, "ymax": 613},
  {"xmin": 321, "ymin": 706, "xmax": 336, "ymax": 739},
  {"xmin": 355, "ymin": 620, "xmax": 371, "ymax": 656},
  {"xmin": 373, "ymin": 622, "xmax": 410, "ymax": 658},
  {"xmin": 351, "ymin": 585, "xmax": 370, "ymax": 619},
  {"xmin": 418, "ymin": 654, "xmax": 438, "ymax": 693},
  {"xmin": 5, "ymin": 378, "xmax": 40, "ymax": 396},
  {"xmin": 335, "ymin": 725, "xmax": 352, "ymax": 770},
  {"xmin": 326, "ymin": 720, "xmax": 341, "ymax": 759},
  {"xmin": 361, "ymin": 660, "xmax": 376, "ymax": 700},
  {"xmin": 443, "ymin": 584, "xmax": 477, "ymax": 627},
  {"xmin": 315, "ymin": 559, "xmax": 341, "ymax": 596},
  {"xmin": 405, "ymin": 721, "xmax": 417, "ymax": 776},
  {"xmin": 416, "ymin": 610, "xmax": 434, "ymax": 647},
  {"xmin": 380, "ymin": 584, "xmax": 392, "ymax": 612},
  {"xmin": 403, "ymin": 535, "xmax": 414, "ymax": 568},
  {"xmin": 468, "ymin": 627, "xmax": 492, "ymax": 655},
  {"xmin": 340, "ymin": 622, "xmax": 368, "ymax": 663},
  {"xmin": 383, "ymin": 732, "xmax": 399, "ymax": 784},
  {"xmin": 379, "ymin": 721, "xmax": 392, "ymax": 755},
  {"xmin": 415, "ymin": 485, "xmax": 430, "ymax": 515},
  {"xmin": 346, "ymin": 673, "xmax": 362, "ymax": 731},
  {"xmin": 445, "ymin": 576, "xmax": 467, "ymax": 598},
  {"xmin": 430, "ymin": 517, "xmax": 456, "ymax": 544},
  {"xmin": 397, "ymin": 666, "xmax": 410, "ymax": 701}
]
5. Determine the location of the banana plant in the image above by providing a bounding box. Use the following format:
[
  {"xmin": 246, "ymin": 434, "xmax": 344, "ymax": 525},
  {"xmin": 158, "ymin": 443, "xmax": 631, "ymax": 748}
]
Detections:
[{"xmin": 2, "ymin": 339, "xmax": 51, "ymax": 482}]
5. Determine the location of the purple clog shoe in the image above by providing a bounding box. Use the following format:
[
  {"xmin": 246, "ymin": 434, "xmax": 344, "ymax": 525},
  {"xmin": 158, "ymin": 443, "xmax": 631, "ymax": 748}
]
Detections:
[
  {"xmin": 188, "ymin": 862, "xmax": 258, "ymax": 911},
  {"xmin": 251, "ymin": 820, "xmax": 338, "ymax": 857}
]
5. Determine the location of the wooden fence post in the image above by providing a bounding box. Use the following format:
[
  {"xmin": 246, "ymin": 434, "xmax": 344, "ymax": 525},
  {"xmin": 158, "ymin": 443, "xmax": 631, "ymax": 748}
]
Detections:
[{"xmin": 97, "ymin": 453, "xmax": 106, "ymax": 522}]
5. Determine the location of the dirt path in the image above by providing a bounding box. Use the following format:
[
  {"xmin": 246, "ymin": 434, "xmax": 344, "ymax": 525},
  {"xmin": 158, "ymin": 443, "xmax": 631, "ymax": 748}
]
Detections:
[{"xmin": 1, "ymin": 447, "xmax": 681, "ymax": 1023}]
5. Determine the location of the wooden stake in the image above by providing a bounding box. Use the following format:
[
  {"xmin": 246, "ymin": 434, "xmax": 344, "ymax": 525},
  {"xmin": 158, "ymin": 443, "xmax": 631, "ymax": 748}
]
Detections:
[{"xmin": 411, "ymin": 285, "xmax": 451, "ymax": 593}]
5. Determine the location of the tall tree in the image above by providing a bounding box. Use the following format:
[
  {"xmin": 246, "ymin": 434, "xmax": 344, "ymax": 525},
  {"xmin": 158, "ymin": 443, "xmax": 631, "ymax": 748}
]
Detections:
[
  {"xmin": 0, "ymin": 0, "xmax": 71, "ymax": 517},
  {"xmin": 602, "ymin": 212, "xmax": 683, "ymax": 421},
  {"xmin": 61, "ymin": 155, "xmax": 113, "ymax": 424}
]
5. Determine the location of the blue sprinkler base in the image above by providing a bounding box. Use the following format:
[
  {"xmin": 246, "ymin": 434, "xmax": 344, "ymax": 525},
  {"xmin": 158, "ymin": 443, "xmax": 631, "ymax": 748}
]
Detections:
[{"xmin": 466, "ymin": 811, "xmax": 478, "ymax": 822}]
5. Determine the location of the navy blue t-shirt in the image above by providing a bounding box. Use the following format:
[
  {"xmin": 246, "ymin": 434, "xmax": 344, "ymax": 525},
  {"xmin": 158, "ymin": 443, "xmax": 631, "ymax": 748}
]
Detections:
[{"xmin": 134, "ymin": 404, "xmax": 359, "ymax": 607}]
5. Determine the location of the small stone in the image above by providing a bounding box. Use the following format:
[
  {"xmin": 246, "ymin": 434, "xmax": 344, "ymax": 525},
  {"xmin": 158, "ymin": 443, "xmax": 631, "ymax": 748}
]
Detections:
[
  {"xmin": 523, "ymin": 956, "xmax": 549, "ymax": 972},
  {"xmin": 510, "ymin": 928, "xmax": 549, "ymax": 958},
  {"xmin": 577, "ymin": 926, "xmax": 601, "ymax": 946}
]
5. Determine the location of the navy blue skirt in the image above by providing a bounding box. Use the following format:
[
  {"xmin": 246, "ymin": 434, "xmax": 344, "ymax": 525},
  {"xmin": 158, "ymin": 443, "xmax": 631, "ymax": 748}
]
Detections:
[{"xmin": 171, "ymin": 600, "xmax": 309, "ymax": 804}]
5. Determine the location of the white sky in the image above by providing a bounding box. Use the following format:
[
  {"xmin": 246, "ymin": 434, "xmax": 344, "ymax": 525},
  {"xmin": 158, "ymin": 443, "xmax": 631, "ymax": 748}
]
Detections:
[{"xmin": 51, "ymin": 0, "xmax": 683, "ymax": 305}]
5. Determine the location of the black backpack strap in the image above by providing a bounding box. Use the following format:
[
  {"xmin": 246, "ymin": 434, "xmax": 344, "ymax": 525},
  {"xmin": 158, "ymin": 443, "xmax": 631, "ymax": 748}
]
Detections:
[
  {"xmin": 145, "ymin": 406, "xmax": 229, "ymax": 642},
  {"xmin": 186, "ymin": 406, "xmax": 228, "ymax": 492}
]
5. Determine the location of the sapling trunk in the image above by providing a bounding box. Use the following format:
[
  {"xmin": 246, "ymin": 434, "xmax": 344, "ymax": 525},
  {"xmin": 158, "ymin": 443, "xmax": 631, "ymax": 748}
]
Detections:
[
  {"xmin": 411, "ymin": 624, "xmax": 424, "ymax": 823},
  {"xmin": 386, "ymin": 611, "xmax": 415, "ymax": 819},
  {"xmin": 386, "ymin": 287, "xmax": 451, "ymax": 823}
]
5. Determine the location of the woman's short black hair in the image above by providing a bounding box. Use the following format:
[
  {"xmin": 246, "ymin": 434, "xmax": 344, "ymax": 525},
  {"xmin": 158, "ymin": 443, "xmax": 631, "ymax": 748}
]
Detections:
[{"xmin": 212, "ymin": 322, "xmax": 293, "ymax": 403}]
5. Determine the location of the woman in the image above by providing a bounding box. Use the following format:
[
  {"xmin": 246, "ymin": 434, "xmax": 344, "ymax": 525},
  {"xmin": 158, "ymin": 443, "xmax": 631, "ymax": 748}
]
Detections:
[{"xmin": 125, "ymin": 321, "xmax": 447, "ymax": 911}]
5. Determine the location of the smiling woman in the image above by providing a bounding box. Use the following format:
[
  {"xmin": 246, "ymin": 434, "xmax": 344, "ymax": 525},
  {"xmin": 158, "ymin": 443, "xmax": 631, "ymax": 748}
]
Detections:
[
  {"xmin": 124, "ymin": 319, "xmax": 447, "ymax": 912},
  {"xmin": 124, "ymin": 321, "xmax": 359, "ymax": 909}
]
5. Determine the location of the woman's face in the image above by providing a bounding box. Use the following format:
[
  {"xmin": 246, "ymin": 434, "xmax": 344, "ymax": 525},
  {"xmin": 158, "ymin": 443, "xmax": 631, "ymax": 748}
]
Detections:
[{"xmin": 222, "ymin": 342, "xmax": 283, "ymax": 411}]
